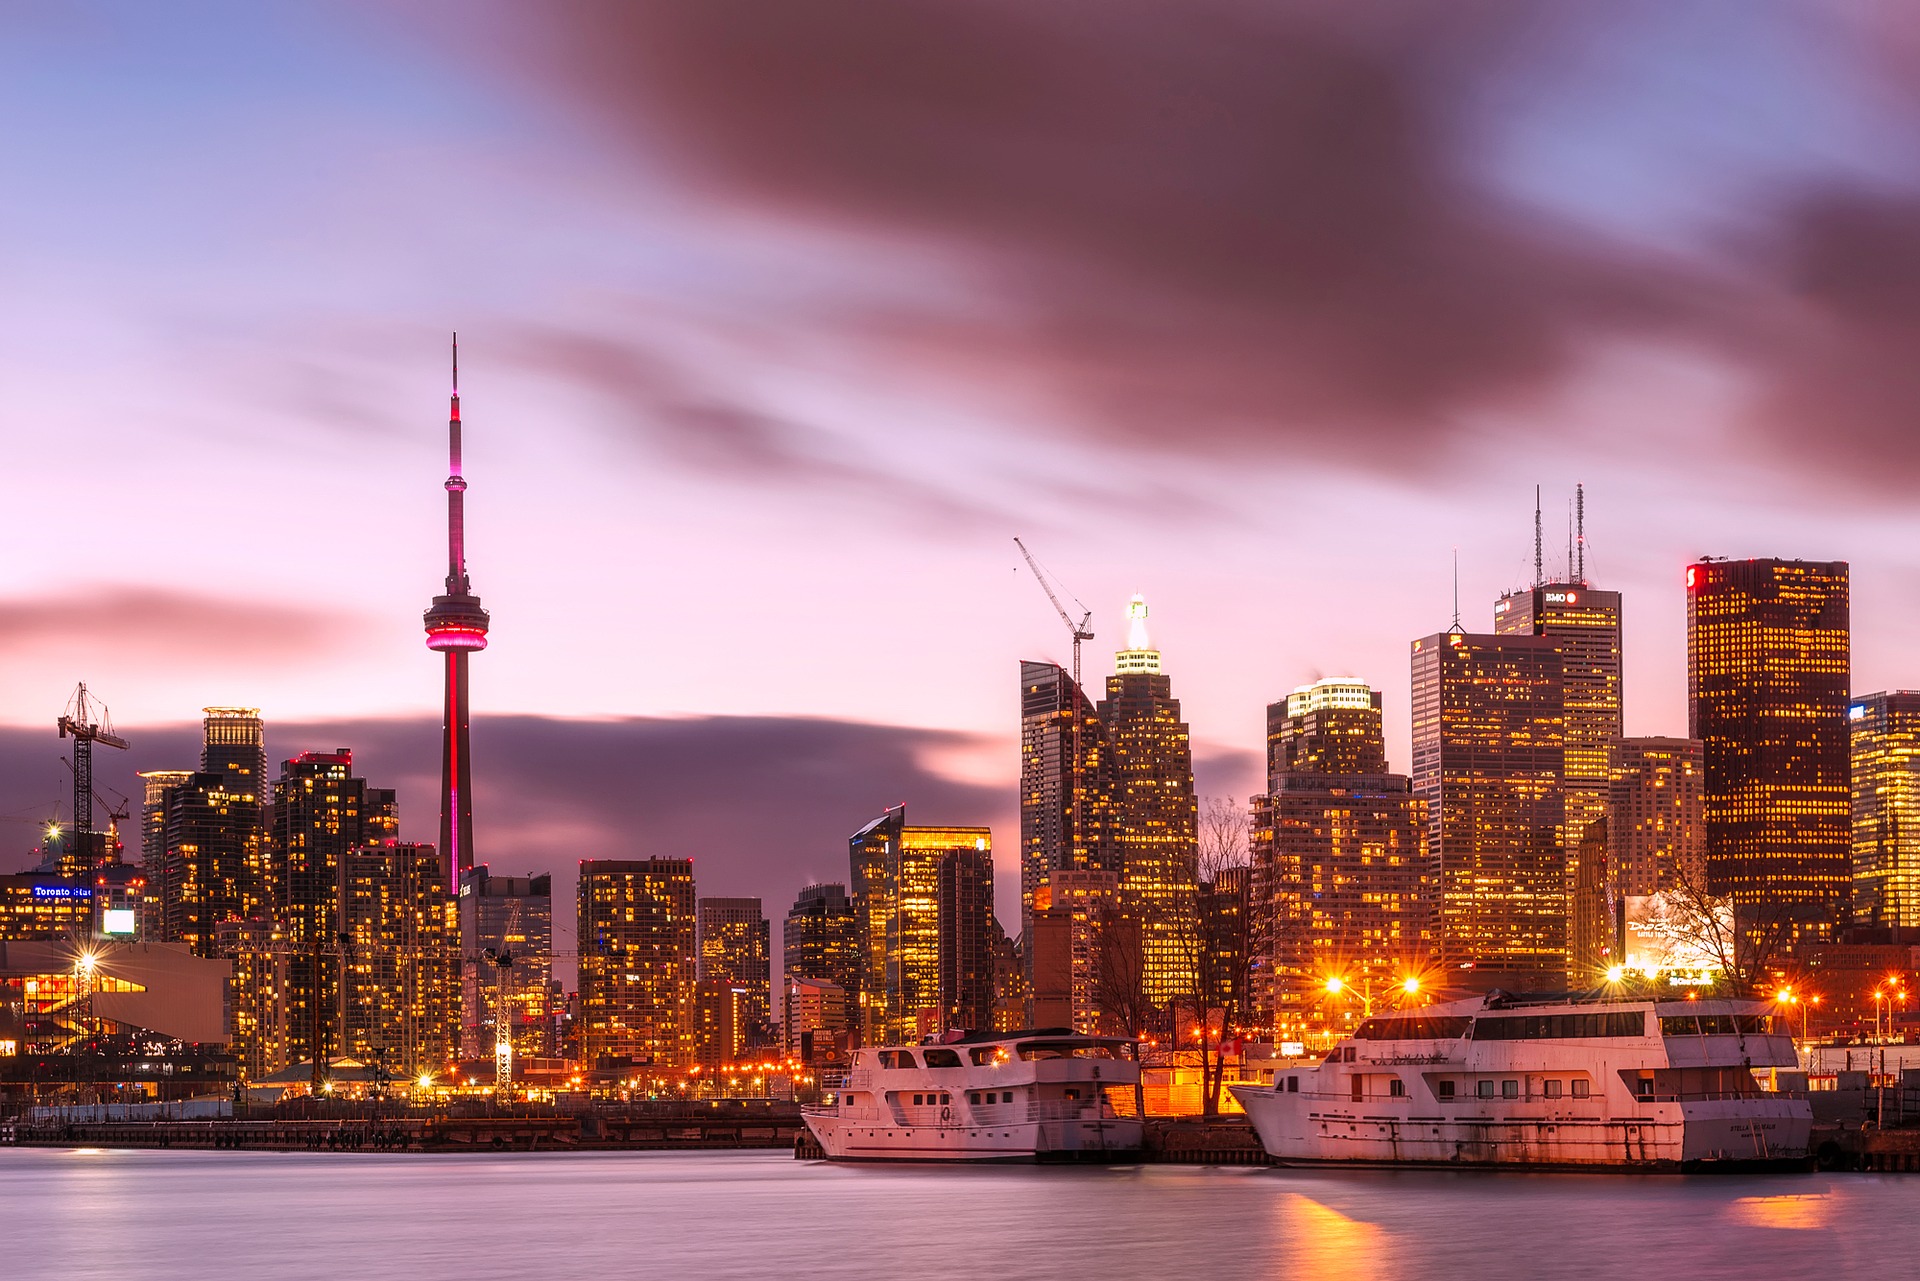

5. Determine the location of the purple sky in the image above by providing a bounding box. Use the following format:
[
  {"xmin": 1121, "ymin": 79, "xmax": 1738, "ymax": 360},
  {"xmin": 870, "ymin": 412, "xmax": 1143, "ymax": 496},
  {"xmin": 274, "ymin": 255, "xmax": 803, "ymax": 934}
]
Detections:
[{"xmin": 7, "ymin": 2, "xmax": 1920, "ymax": 942}]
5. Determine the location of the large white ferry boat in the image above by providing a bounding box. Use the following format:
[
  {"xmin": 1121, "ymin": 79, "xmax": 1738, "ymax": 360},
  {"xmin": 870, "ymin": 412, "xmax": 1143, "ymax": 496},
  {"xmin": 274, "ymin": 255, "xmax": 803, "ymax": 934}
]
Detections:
[
  {"xmin": 803, "ymin": 1030, "xmax": 1143, "ymax": 1162},
  {"xmin": 1231, "ymin": 994, "xmax": 1812, "ymax": 1170}
]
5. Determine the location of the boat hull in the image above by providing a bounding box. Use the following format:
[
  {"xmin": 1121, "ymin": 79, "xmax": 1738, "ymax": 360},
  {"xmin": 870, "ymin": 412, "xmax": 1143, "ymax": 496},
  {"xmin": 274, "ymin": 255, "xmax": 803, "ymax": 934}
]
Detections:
[
  {"xmin": 1231, "ymin": 1085, "xmax": 1812, "ymax": 1171},
  {"xmin": 803, "ymin": 1113, "xmax": 1143, "ymax": 1163}
]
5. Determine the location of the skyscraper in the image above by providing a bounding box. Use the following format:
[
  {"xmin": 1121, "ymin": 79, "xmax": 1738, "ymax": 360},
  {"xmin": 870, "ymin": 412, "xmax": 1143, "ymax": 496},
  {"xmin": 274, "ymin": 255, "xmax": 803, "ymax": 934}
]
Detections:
[
  {"xmin": 137, "ymin": 769, "xmax": 191, "ymax": 939},
  {"xmin": 153, "ymin": 709, "xmax": 269, "ymax": 957},
  {"xmin": 1608, "ymin": 738, "xmax": 1705, "ymax": 897},
  {"xmin": 336, "ymin": 840, "xmax": 455, "ymax": 1076},
  {"xmin": 458, "ymin": 869, "xmax": 556, "ymax": 1061},
  {"xmin": 1411, "ymin": 630, "xmax": 1567, "ymax": 988},
  {"xmin": 849, "ymin": 807, "xmax": 994, "ymax": 1042},
  {"xmin": 577, "ymin": 858, "xmax": 697, "ymax": 1071},
  {"xmin": 782, "ymin": 883, "xmax": 860, "ymax": 1008},
  {"xmin": 1266, "ymin": 679, "xmax": 1389, "ymax": 784},
  {"xmin": 1252, "ymin": 677, "xmax": 1431, "ymax": 1044},
  {"xmin": 1098, "ymin": 595, "xmax": 1198, "ymax": 1005},
  {"xmin": 270, "ymin": 749, "xmax": 397, "ymax": 1071},
  {"xmin": 1494, "ymin": 582, "xmax": 1623, "ymax": 846},
  {"xmin": 1849, "ymin": 691, "xmax": 1920, "ymax": 929},
  {"xmin": 423, "ymin": 340, "xmax": 490, "ymax": 894},
  {"xmin": 1019, "ymin": 660, "xmax": 1116, "ymax": 967},
  {"xmin": 698, "ymin": 897, "xmax": 771, "ymax": 1038},
  {"xmin": 1686, "ymin": 558, "xmax": 1850, "ymax": 939},
  {"xmin": 1027, "ymin": 869, "xmax": 1120, "ymax": 1033},
  {"xmin": 936, "ymin": 841, "xmax": 995, "ymax": 1033}
]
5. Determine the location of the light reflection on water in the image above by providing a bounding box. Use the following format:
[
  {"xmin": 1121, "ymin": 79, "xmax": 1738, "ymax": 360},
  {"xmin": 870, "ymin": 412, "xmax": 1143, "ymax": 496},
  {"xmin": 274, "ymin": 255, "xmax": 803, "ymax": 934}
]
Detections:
[{"xmin": 4, "ymin": 1148, "xmax": 1920, "ymax": 1281}]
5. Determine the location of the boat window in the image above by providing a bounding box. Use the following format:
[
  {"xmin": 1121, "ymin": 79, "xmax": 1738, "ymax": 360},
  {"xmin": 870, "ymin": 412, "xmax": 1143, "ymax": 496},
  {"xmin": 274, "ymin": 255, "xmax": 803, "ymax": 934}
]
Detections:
[
  {"xmin": 940, "ymin": 1093, "xmax": 951, "ymax": 1105},
  {"xmin": 1659, "ymin": 1016, "xmax": 1699, "ymax": 1036},
  {"xmin": 923, "ymin": 1049, "xmax": 962, "ymax": 1068},
  {"xmin": 1017, "ymin": 1041, "xmax": 1116, "ymax": 1061},
  {"xmin": 1389, "ymin": 1079, "xmax": 1407, "ymax": 1097},
  {"xmin": 1734, "ymin": 1014, "xmax": 1771, "ymax": 1035},
  {"xmin": 1003, "ymin": 1091, "xmax": 1014, "ymax": 1103},
  {"xmin": 1437, "ymin": 1080, "xmax": 1455, "ymax": 1099},
  {"xmin": 1572, "ymin": 1079, "xmax": 1590, "ymax": 1098},
  {"xmin": 1064, "ymin": 1088, "xmax": 1080, "ymax": 1101},
  {"xmin": 1354, "ymin": 1015, "xmax": 1473, "ymax": 1040},
  {"xmin": 1477, "ymin": 1080, "xmax": 1494, "ymax": 1099},
  {"xmin": 969, "ymin": 1047, "xmax": 1011, "ymax": 1066},
  {"xmin": 913, "ymin": 1094, "xmax": 925, "ymax": 1105},
  {"xmin": 1544, "ymin": 1079, "xmax": 1563, "ymax": 1098},
  {"xmin": 878, "ymin": 1050, "xmax": 919, "ymax": 1069},
  {"xmin": 1351, "ymin": 1076, "xmax": 1363, "ymax": 1101},
  {"xmin": 1287, "ymin": 1077, "xmax": 1300, "ymax": 1093},
  {"xmin": 1502, "ymin": 1080, "xmax": 1520, "ymax": 1099},
  {"xmin": 1470, "ymin": 1011, "xmax": 1646, "ymax": 1041},
  {"xmin": 1695, "ymin": 1014, "xmax": 1737, "ymax": 1035}
]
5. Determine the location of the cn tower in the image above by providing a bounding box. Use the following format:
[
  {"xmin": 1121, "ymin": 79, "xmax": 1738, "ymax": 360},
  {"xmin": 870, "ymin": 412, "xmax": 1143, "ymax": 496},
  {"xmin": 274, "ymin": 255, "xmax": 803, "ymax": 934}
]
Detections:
[{"xmin": 423, "ymin": 335, "xmax": 489, "ymax": 893}]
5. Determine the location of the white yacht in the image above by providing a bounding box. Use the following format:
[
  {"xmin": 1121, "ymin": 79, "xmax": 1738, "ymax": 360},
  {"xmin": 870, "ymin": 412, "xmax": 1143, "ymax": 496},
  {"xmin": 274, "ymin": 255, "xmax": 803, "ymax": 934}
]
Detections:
[
  {"xmin": 1232, "ymin": 994, "xmax": 1812, "ymax": 1170},
  {"xmin": 803, "ymin": 1030, "xmax": 1143, "ymax": 1162}
]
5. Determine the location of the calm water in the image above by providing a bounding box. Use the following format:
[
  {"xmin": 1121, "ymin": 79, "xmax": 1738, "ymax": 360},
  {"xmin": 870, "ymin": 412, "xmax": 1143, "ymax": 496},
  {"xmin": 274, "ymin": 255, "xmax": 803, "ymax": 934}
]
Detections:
[{"xmin": 5, "ymin": 1147, "xmax": 1919, "ymax": 1280}]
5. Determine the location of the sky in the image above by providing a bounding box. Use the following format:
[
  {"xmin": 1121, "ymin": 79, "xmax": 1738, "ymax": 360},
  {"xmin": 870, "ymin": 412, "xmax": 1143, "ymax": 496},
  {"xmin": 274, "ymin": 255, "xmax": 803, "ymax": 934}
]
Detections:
[{"xmin": 6, "ymin": 1, "xmax": 1920, "ymax": 951}]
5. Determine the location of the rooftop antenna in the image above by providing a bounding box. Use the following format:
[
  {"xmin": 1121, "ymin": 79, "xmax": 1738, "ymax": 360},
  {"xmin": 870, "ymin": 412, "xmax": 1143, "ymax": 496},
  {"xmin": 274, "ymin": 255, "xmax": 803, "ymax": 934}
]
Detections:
[
  {"xmin": 1450, "ymin": 548, "xmax": 1462, "ymax": 633},
  {"xmin": 1575, "ymin": 482, "xmax": 1587, "ymax": 587},
  {"xmin": 1532, "ymin": 485, "xmax": 1543, "ymax": 590},
  {"xmin": 1567, "ymin": 507, "xmax": 1574, "ymax": 585}
]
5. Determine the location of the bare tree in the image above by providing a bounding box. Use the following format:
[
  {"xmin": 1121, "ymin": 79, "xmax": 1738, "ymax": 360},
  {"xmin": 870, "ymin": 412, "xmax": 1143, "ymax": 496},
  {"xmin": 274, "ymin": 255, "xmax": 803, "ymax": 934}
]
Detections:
[
  {"xmin": 1093, "ymin": 903, "xmax": 1154, "ymax": 1119},
  {"xmin": 1632, "ymin": 861, "xmax": 1796, "ymax": 997},
  {"xmin": 1167, "ymin": 797, "xmax": 1252, "ymax": 1116}
]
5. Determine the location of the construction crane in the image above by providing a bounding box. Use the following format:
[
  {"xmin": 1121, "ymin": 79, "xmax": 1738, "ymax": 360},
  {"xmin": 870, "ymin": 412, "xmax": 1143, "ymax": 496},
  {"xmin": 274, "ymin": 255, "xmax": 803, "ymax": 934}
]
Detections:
[
  {"xmin": 1013, "ymin": 537, "xmax": 1095, "ymax": 867},
  {"xmin": 483, "ymin": 897, "xmax": 523, "ymax": 1102},
  {"xmin": 57, "ymin": 683, "xmax": 128, "ymax": 894}
]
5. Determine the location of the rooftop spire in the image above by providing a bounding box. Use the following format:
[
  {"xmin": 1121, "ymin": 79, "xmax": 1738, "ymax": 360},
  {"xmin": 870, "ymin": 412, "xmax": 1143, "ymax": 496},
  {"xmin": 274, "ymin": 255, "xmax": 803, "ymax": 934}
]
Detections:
[
  {"xmin": 1575, "ymin": 481, "xmax": 1587, "ymax": 587},
  {"xmin": 445, "ymin": 333, "xmax": 469, "ymax": 593},
  {"xmin": 1116, "ymin": 593, "xmax": 1161, "ymax": 674},
  {"xmin": 1532, "ymin": 485, "xmax": 1543, "ymax": 590}
]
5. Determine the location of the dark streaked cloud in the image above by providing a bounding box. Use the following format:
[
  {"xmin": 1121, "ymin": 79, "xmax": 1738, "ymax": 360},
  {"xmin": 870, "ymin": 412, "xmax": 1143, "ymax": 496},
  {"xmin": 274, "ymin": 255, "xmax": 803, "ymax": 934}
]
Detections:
[
  {"xmin": 469, "ymin": 0, "xmax": 1920, "ymax": 484},
  {"xmin": 0, "ymin": 587, "xmax": 356, "ymax": 661}
]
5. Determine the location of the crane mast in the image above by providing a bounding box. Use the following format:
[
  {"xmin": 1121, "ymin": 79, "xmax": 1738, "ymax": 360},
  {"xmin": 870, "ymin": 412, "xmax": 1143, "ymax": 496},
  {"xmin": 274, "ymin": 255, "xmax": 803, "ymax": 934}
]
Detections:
[
  {"xmin": 57, "ymin": 682, "xmax": 129, "ymax": 928},
  {"xmin": 1014, "ymin": 538, "xmax": 1095, "ymax": 870}
]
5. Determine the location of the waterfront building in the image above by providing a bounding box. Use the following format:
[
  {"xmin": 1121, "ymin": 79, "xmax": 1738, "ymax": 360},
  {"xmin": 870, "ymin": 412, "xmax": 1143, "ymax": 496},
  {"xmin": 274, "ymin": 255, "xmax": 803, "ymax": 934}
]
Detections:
[
  {"xmin": 1266, "ymin": 679, "xmax": 1389, "ymax": 785},
  {"xmin": 458, "ymin": 869, "xmax": 556, "ymax": 1061},
  {"xmin": 0, "ymin": 940, "xmax": 231, "ymax": 1060},
  {"xmin": 0, "ymin": 874, "xmax": 92, "ymax": 941},
  {"xmin": 270, "ymin": 749, "xmax": 398, "ymax": 1072},
  {"xmin": 1850, "ymin": 692, "xmax": 1920, "ymax": 929},
  {"xmin": 336, "ymin": 840, "xmax": 456, "ymax": 1077},
  {"xmin": 1494, "ymin": 582, "xmax": 1623, "ymax": 849},
  {"xmin": 989, "ymin": 920, "xmax": 1028, "ymax": 1032},
  {"xmin": 1028, "ymin": 869, "xmax": 1120, "ymax": 1034},
  {"xmin": 422, "ymin": 341, "xmax": 490, "ymax": 893},
  {"xmin": 577, "ymin": 858, "xmax": 697, "ymax": 1071},
  {"xmin": 138, "ymin": 769, "xmax": 192, "ymax": 939},
  {"xmin": 697, "ymin": 897, "xmax": 771, "ymax": 1038},
  {"xmin": 1687, "ymin": 558, "xmax": 1851, "ymax": 940},
  {"xmin": 1411, "ymin": 630, "xmax": 1567, "ymax": 989},
  {"xmin": 1608, "ymin": 738, "xmax": 1705, "ymax": 896},
  {"xmin": 1018, "ymin": 660, "xmax": 1117, "ymax": 971},
  {"xmin": 849, "ymin": 808, "xmax": 995, "ymax": 1042},
  {"xmin": 151, "ymin": 709, "xmax": 270, "ymax": 958},
  {"xmin": 782, "ymin": 883, "xmax": 860, "ymax": 1014},
  {"xmin": 1570, "ymin": 817, "xmax": 1614, "ymax": 981},
  {"xmin": 216, "ymin": 915, "xmax": 284, "ymax": 1082},
  {"xmin": 783, "ymin": 976, "xmax": 849, "ymax": 1064},
  {"xmin": 1098, "ymin": 596, "xmax": 1199, "ymax": 1005},
  {"xmin": 694, "ymin": 978, "xmax": 746, "ymax": 1069}
]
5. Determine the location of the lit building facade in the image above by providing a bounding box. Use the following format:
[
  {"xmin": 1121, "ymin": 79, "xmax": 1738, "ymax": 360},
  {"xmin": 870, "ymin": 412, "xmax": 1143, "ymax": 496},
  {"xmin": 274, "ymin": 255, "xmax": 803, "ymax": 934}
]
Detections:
[
  {"xmin": 1018, "ymin": 660, "xmax": 1117, "ymax": 972},
  {"xmin": 1494, "ymin": 584, "xmax": 1623, "ymax": 846},
  {"xmin": 1686, "ymin": 558, "xmax": 1851, "ymax": 939},
  {"xmin": 1028, "ymin": 869, "xmax": 1120, "ymax": 1034},
  {"xmin": 1411, "ymin": 631, "xmax": 1567, "ymax": 988},
  {"xmin": 577, "ymin": 858, "xmax": 697, "ymax": 1070},
  {"xmin": 458, "ymin": 869, "xmax": 556, "ymax": 1061},
  {"xmin": 782, "ymin": 883, "xmax": 860, "ymax": 1014},
  {"xmin": 1098, "ymin": 595, "xmax": 1198, "ymax": 1005},
  {"xmin": 0, "ymin": 875, "xmax": 92, "ymax": 942},
  {"xmin": 783, "ymin": 977, "xmax": 849, "ymax": 1063},
  {"xmin": 138, "ymin": 769, "xmax": 193, "ymax": 940},
  {"xmin": 849, "ymin": 808, "xmax": 994, "ymax": 1042},
  {"xmin": 697, "ymin": 897, "xmax": 771, "ymax": 1037},
  {"xmin": 693, "ymin": 978, "xmax": 745, "ymax": 1069},
  {"xmin": 1266, "ymin": 678, "xmax": 1389, "ymax": 785},
  {"xmin": 1850, "ymin": 691, "xmax": 1920, "ymax": 929},
  {"xmin": 336, "ymin": 840, "xmax": 455, "ymax": 1077},
  {"xmin": 152, "ymin": 709, "xmax": 270, "ymax": 959},
  {"xmin": 1570, "ymin": 817, "xmax": 1614, "ymax": 981},
  {"xmin": 1608, "ymin": 738, "xmax": 1705, "ymax": 896},
  {"xmin": 270, "ymin": 749, "xmax": 398, "ymax": 1072}
]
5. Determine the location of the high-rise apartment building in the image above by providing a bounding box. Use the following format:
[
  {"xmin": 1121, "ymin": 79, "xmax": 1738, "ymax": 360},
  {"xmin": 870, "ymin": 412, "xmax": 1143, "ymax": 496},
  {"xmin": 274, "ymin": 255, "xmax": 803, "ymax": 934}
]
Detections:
[
  {"xmin": 1687, "ymin": 558, "xmax": 1850, "ymax": 939},
  {"xmin": 1019, "ymin": 661, "xmax": 1116, "ymax": 965},
  {"xmin": 1252, "ymin": 677, "xmax": 1432, "ymax": 1044},
  {"xmin": 693, "ymin": 978, "xmax": 746, "ymax": 1068},
  {"xmin": 1608, "ymin": 738, "xmax": 1705, "ymax": 897},
  {"xmin": 336, "ymin": 840, "xmax": 455, "ymax": 1076},
  {"xmin": 1494, "ymin": 583, "xmax": 1623, "ymax": 846},
  {"xmin": 782, "ymin": 883, "xmax": 860, "ymax": 1009},
  {"xmin": 577, "ymin": 858, "xmax": 697, "ymax": 1071},
  {"xmin": 152, "ymin": 709, "xmax": 270, "ymax": 958},
  {"xmin": 849, "ymin": 808, "xmax": 995, "ymax": 1042},
  {"xmin": 1570, "ymin": 818, "xmax": 1613, "ymax": 980},
  {"xmin": 936, "ymin": 841, "xmax": 995, "ymax": 1034},
  {"xmin": 1098, "ymin": 596, "xmax": 1198, "ymax": 1005},
  {"xmin": 1411, "ymin": 631, "xmax": 1567, "ymax": 988},
  {"xmin": 270, "ymin": 749, "xmax": 397, "ymax": 1071},
  {"xmin": 697, "ymin": 898, "xmax": 771, "ymax": 1038},
  {"xmin": 1266, "ymin": 679, "xmax": 1389, "ymax": 784},
  {"xmin": 1850, "ymin": 691, "xmax": 1920, "ymax": 929},
  {"xmin": 458, "ymin": 869, "xmax": 556, "ymax": 1061},
  {"xmin": 1028, "ymin": 869, "xmax": 1120, "ymax": 1034},
  {"xmin": 783, "ymin": 976, "xmax": 849, "ymax": 1063}
]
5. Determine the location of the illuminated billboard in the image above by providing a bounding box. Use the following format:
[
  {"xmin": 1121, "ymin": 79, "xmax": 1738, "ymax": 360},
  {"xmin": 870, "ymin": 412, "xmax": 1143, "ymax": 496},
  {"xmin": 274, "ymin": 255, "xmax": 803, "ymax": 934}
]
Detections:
[
  {"xmin": 102, "ymin": 909, "xmax": 137, "ymax": 935},
  {"xmin": 1622, "ymin": 892, "xmax": 1731, "ymax": 982}
]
